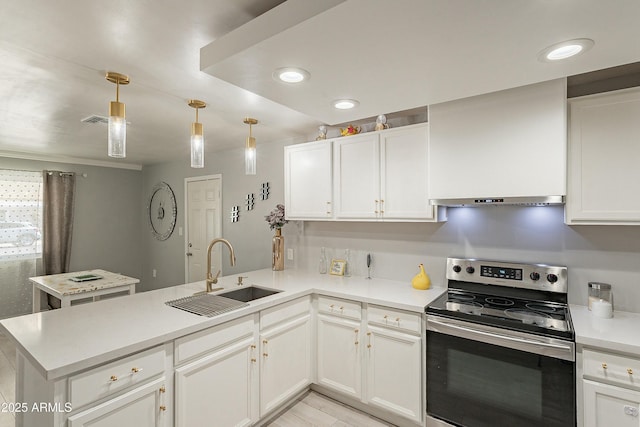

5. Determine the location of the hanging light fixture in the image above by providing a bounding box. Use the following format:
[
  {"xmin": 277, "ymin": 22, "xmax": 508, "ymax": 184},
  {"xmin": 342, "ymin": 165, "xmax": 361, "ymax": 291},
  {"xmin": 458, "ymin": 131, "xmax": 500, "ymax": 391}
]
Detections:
[
  {"xmin": 105, "ymin": 72, "xmax": 130, "ymax": 158},
  {"xmin": 188, "ymin": 100, "xmax": 206, "ymax": 168},
  {"xmin": 244, "ymin": 117, "xmax": 258, "ymax": 175}
]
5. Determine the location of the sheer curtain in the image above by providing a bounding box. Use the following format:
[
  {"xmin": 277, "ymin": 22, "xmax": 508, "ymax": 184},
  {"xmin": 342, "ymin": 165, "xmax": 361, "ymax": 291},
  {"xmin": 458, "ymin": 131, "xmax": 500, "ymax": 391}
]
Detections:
[
  {"xmin": 0, "ymin": 170, "xmax": 42, "ymax": 319},
  {"xmin": 42, "ymin": 171, "xmax": 76, "ymax": 309}
]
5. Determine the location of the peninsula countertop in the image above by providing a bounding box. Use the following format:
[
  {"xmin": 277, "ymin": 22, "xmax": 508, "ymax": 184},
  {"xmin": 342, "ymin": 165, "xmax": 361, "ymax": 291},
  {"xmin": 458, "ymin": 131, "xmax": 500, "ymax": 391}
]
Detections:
[
  {"xmin": 570, "ymin": 304, "xmax": 640, "ymax": 355},
  {"xmin": 0, "ymin": 268, "xmax": 445, "ymax": 380}
]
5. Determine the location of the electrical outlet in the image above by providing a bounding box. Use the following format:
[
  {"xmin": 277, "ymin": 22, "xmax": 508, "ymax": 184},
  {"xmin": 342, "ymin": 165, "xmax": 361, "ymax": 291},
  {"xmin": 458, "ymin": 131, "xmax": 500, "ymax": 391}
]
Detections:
[
  {"xmin": 152, "ymin": 269, "xmax": 157, "ymax": 278},
  {"xmin": 287, "ymin": 248, "xmax": 294, "ymax": 260}
]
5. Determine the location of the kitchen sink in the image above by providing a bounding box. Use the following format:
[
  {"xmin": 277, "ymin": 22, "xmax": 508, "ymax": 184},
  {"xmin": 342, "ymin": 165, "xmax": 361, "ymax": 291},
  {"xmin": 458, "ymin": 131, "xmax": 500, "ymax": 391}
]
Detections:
[{"xmin": 217, "ymin": 286, "xmax": 282, "ymax": 302}]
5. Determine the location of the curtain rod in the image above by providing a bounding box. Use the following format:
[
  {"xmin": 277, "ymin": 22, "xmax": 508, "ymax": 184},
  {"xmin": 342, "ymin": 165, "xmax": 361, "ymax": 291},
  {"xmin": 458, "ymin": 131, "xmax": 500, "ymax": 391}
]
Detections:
[{"xmin": 45, "ymin": 171, "xmax": 88, "ymax": 178}]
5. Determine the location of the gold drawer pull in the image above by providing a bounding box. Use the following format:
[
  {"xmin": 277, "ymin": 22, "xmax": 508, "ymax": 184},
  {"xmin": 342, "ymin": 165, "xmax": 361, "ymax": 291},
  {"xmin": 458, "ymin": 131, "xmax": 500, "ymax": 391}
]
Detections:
[
  {"xmin": 250, "ymin": 344, "xmax": 256, "ymax": 349},
  {"xmin": 251, "ymin": 358, "xmax": 257, "ymax": 363},
  {"xmin": 628, "ymin": 368, "xmax": 634, "ymax": 375},
  {"xmin": 159, "ymin": 386, "xmax": 166, "ymax": 393},
  {"xmin": 602, "ymin": 363, "xmax": 607, "ymax": 369},
  {"xmin": 263, "ymin": 353, "xmax": 269, "ymax": 357},
  {"xmin": 109, "ymin": 375, "xmax": 118, "ymax": 382},
  {"xmin": 159, "ymin": 405, "xmax": 166, "ymax": 412},
  {"xmin": 131, "ymin": 367, "xmax": 140, "ymax": 373},
  {"xmin": 263, "ymin": 339, "xmax": 268, "ymax": 344}
]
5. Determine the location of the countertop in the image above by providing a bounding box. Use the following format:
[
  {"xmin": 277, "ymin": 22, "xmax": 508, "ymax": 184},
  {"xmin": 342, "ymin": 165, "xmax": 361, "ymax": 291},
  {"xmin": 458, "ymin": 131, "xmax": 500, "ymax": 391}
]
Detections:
[
  {"xmin": 570, "ymin": 304, "xmax": 640, "ymax": 355},
  {"xmin": 0, "ymin": 268, "xmax": 445, "ymax": 380}
]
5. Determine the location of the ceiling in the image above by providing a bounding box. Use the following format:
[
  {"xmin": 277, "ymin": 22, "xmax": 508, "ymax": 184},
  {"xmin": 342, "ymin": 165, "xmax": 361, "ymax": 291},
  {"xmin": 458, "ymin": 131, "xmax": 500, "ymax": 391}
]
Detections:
[{"xmin": 2, "ymin": 0, "xmax": 640, "ymax": 169}]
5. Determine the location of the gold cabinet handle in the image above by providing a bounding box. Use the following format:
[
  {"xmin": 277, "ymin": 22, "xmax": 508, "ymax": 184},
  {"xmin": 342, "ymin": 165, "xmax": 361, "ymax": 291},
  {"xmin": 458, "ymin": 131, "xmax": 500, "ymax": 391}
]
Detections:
[
  {"xmin": 354, "ymin": 328, "xmax": 359, "ymax": 346},
  {"xmin": 159, "ymin": 386, "xmax": 166, "ymax": 394},
  {"xmin": 251, "ymin": 358, "xmax": 257, "ymax": 363},
  {"xmin": 263, "ymin": 353, "xmax": 269, "ymax": 357},
  {"xmin": 110, "ymin": 375, "xmax": 118, "ymax": 382},
  {"xmin": 380, "ymin": 200, "xmax": 384, "ymax": 215},
  {"xmin": 131, "ymin": 367, "xmax": 140, "ymax": 373},
  {"xmin": 159, "ymin": 405, "xmax": 166, "ymax": 412},
  {"xmin": 628, "ymin": 368, "xmax": 634, "ymax": 375},
  {"xmin": 367, "ymin": 331, "xmax": 372, "ymax": 348},
  {"xmin": 602, "ymin": 363, "xmax": 608, "ymax": 369},
  {"xmin": 263, "ymin": 340, "xmax": 268, "ymax": 344},
  {"xmin": 250, "ymin": 344, "xmax": 256, "ymax": 349},
  {"xmin": 326, "ymin": 201, "xmax": 331, "ymax": 215}
]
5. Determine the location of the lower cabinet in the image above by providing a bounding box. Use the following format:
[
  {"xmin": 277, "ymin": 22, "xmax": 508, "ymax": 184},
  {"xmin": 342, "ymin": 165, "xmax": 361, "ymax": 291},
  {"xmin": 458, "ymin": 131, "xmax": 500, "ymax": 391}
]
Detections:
[
  {"xmin": 174, "ymin": 336, "xmax": 257, "ymax": 427},
  {"xmin": 365, "ymin": 325, "xmax": 422, "ymax": 423},
  {"xmin": 583, "ymin": 380, "xmax": 640, "ymax": 427},
  {"xmin": 67, "ymin": 377, "xmax": 168, "ymax": 427},
  {"xmin": 581, "ymin": 347, "xmax": 640, "ymax": 427},
  {"xmin": 260, "ymin": 297, "xmax": 312, "ymax": 416},
  {"xmin": 316, "ymin": 296, "xmax": 424, "ymax": 425}
]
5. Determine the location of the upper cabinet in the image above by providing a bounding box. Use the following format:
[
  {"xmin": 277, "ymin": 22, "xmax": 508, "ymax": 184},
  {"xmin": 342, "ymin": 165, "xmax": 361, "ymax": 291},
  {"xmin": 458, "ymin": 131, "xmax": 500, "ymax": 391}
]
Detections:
[
  {"xmin": 428, "ymin": 79, "xmax": 567, "ymax": 202},
  {"xmin": 566, "ymin": 87, "xmax": 640, "ymax": 225},
  {"xmin": 285, "ymin": 123, "xmax": 445, "ymax": 222}
]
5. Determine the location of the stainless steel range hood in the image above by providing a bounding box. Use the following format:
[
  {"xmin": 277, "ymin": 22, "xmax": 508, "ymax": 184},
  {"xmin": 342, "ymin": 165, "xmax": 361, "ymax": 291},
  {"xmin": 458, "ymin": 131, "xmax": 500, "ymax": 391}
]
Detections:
[{"xmin": 430, "ymin": 195, "xmax": 565, "ymax": 207}]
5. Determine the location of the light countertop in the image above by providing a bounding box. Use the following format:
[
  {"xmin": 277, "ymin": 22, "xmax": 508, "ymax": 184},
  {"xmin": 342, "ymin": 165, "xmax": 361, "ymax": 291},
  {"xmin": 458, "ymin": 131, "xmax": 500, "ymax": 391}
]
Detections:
[
  {"xmin": 29, "ymin": 269, "xmax": 139, "ymax": 296},
  {"xmin": 0, "ymin": 268, "xmax": 445, "ymax": 380},
  {"xmin": 570, "ymin": 304, "xmax": 640, "ymax": 355}
]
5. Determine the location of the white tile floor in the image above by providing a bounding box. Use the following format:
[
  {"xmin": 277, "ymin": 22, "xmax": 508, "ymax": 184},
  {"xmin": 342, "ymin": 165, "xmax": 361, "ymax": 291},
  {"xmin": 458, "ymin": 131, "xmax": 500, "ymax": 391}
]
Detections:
[{"xmin": 0, "ymin": 332, "xmax": 394, "ymax": 427}]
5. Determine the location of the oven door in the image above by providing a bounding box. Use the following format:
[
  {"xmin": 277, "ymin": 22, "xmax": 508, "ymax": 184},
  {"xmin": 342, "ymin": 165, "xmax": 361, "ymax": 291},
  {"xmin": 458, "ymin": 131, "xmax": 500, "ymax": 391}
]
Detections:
[{"xmin": 427, "ymin": 315, "xmax": 575, "ymax": 427}]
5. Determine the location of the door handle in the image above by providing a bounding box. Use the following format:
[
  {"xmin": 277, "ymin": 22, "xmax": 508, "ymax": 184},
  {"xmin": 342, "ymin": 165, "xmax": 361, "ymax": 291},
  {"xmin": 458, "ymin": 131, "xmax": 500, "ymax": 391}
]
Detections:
[{"xmin": 186, "ymin": 252, "xmax": 193, "ymax": 256}]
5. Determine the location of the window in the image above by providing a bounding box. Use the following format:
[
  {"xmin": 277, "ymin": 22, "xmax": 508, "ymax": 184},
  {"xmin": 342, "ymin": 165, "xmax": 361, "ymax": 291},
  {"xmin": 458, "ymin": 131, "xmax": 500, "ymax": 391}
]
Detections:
[{"xmin": 0, "ymin": 170, "xmax": 43, "ymax": 261}]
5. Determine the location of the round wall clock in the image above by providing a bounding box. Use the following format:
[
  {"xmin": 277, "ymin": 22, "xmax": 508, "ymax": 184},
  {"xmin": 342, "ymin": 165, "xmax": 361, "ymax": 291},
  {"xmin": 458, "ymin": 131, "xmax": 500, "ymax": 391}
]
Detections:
[{"xmin": 147, "ymin": 181, "xmax": 177, "ymax": 241}]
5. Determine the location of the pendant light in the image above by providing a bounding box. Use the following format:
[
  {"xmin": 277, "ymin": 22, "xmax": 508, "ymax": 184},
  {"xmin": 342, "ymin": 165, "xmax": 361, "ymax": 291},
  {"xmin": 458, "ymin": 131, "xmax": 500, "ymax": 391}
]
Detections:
[
  {"xmin": 105, "ymin": 72, "xmax": 130, "ymax": 158},
  {"xmin": 188, "ymin": 100, "xmax": 206, "ymax": 168},
  {"xmin": 244, "ymin": 117, "xmax": 258, "ymax": 175}
]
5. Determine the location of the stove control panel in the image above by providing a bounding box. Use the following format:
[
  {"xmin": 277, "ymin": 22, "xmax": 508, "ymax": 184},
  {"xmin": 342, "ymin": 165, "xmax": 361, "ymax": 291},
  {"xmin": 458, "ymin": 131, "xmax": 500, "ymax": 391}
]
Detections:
[{"xmin": 447, "ymin": 257, "xmax": 568, "ymax": 294}]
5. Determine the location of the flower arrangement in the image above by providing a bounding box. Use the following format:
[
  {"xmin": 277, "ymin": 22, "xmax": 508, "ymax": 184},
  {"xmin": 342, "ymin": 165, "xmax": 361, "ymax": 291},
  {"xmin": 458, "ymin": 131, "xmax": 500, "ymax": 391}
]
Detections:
[{"xmin": 265, "ymin": 204, "xmax": 288, "ymax": 230}]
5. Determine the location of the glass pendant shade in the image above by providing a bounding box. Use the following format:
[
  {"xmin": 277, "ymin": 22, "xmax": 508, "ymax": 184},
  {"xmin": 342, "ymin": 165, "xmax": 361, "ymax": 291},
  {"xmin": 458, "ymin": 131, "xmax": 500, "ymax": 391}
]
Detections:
[
  {"xmin": 191, "ymin": 122, "xmax": 204, "ymax": 168},
  {"xmin": 243, "ymin": 117, "xmax": 258, "ymax": 175},
  {"xmin": 108, "ymin": 101, "xmax": 126, "ymax": 158},
  {"xmin": 245, "ymin": 136, "xmax": 256, "ymax": 175}
]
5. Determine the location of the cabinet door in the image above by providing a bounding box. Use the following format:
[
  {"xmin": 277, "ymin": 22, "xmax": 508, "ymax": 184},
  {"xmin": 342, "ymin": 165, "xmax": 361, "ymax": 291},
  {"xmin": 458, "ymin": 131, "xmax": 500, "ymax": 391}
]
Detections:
[
  {"xmin": 583, "ymin": 379, "xmax": 640, "ymax": 427},
  {"xmin": 334, "ymin": 133, "xmax": 380, "ymax": 219},
  {"xmin": 317, "ymin": 314, "xmax": 362, "ymax": 398},
  {"xmin": 380, "ymin": 124, "xmax": 435, "ymax": 219},
  {"xmin": 260, "ymin": 313, "xmax": 312, "ymax": 416},
  {"xmin": 365, "ymin": 325, "xmax": 422, "ymax": 423},
  {"xmin": 567, "ymin": 88, "xmax": 640, "ymax": 224},
  {"xmin": 284, "ymin": 140, "xmax": 333, "ymax": 220},
  {"xmin": 175, "ymin": 336, "xmax": 257, "ymax": 427},
  {"xmin": 68, "ymin": 378, "xmax": 167, "ymax": 427}
]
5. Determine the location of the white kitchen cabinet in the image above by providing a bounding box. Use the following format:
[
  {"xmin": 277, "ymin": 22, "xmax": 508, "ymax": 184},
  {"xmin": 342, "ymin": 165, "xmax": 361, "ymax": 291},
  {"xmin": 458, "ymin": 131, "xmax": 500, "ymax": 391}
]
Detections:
[
  {"xmin": 334, "ymin": 123, "xmax": 443, "ymax": 221},
  {"xmin": 316, "ymin": 313, "xmax": 362, "ymax": 398},
  {"xmin": 259, "ymin": 297, "xmax": 312, "ymax": 416},
  {"xmin": 67, "ymin": 377, "xmax": 168, "ymax": 427},
  {"xmin": 365, "ymin": 307, "xmax": 422, "ymax": 423},
  {"xmin": 583, "ymin": 380, "xmax": 640, "ymax": 427},
  {"xmin": 566, "ymin": 87, "xmax": 640, "ymax": 224},
  {"xmin": 174, "ymin": 315, "xmax": 258, "ymax": 427},
  {"xmin": 429, "ymin": 79, "xmax": 566, "ymax": 202},
  {"xmin": 284, "ymin": 139, "xmax": 333, "ymax": 220}
]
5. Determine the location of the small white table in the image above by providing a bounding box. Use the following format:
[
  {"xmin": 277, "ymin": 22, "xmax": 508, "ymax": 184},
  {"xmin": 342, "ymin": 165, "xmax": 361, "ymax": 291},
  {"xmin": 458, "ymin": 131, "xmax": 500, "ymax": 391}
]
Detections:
[{"xmin": 30, "ymin": 269, "xmax": 139, "ymax": 313}]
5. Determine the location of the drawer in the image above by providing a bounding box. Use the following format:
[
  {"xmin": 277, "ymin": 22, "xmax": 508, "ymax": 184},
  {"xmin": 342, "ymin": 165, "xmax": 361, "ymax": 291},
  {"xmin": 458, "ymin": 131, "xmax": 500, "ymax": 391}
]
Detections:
[
  {"xmin": 69, "ymin": 345, "xmax": 166, "ymax": 409},
  {"xmin": 367, "ymin": 305, "xmax": 421, "ymax": 335},
  {"xmin": 317, "ymin": 295, "xmax": 361, "ymax": 321},
  {"xmin": 175, "ymin": 314, "xmax": 255, "ymax": 365},
  {"xmin": 261, "ymin": 296, "xmax": 310, "ymax": 330},
  {"xmin": 583, "ymin": 348, "xmax": 640, "ymax": 389}
]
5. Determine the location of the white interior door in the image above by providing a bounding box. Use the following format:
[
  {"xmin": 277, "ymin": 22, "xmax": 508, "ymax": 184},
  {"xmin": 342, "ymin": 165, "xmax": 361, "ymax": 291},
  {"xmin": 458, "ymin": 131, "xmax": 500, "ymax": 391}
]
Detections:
[{"xmin": 185, "ymin": 175, "xmax": 221, "ymax": 283}]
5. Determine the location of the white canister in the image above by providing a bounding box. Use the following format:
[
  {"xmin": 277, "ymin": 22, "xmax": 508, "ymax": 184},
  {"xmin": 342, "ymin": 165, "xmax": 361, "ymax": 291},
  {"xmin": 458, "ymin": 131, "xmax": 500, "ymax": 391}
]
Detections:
[{"xmin": 591, "ymin": 299, "xmax": 613, "ymax": 319}]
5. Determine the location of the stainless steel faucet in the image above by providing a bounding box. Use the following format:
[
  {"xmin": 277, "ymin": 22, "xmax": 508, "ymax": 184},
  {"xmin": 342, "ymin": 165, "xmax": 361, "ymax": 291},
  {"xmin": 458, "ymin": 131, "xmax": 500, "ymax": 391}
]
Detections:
[{"xmin": 206, "ymin": 238, "xmax": 236, "ymax": 292}]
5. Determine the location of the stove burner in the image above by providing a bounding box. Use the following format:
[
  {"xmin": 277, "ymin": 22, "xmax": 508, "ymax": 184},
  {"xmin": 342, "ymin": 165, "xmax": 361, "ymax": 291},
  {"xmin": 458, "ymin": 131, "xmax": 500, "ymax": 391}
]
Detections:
[
  {"xmin": 448, "ymin": 293, "xmax": 476, "ymax": 302},
  {"xmin": 485, "ymin": 297, "xmax": 514, "ymax": 307},
  {"xmin": 446, "ymin": 301, "xmax": 483, "ymax": 315},
  {"xmin": 505, "ymin": 308, "xmax": 551, "ymax": 325},
  {"xmin": 525, "ymin": 303, "xmax": 559, "ymax": 314}
]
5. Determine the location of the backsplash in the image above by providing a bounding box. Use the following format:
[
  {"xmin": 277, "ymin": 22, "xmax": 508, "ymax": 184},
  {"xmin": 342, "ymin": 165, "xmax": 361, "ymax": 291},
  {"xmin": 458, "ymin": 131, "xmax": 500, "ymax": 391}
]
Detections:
[{"xmin": 286, "ymin": 206, "xmax": 640, "ymax": 313}]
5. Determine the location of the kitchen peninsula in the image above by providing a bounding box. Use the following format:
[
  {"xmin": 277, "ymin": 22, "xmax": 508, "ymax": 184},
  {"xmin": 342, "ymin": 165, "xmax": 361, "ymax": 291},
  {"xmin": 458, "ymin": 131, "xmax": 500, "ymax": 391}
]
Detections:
[{"xmin": 0, "ymin": 269, "xmax": 444, "ymax": 427}]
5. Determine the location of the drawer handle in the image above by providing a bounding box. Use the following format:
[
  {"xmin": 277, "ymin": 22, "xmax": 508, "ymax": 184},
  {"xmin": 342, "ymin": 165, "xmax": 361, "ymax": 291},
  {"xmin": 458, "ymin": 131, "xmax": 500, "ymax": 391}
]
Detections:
[
  {"xmin": 602, "ymin": 363, "xmax": 608, "ymax": 370},
  {"xmin": 354, "ymin": 329, "xmax": 359, "ymax": 346},
  {"xmin": 159, "ymin": 386, "xmax": 166, "ymax": 393},
  {"xmin": 250, "ymin": 344, "xmax": 256, "ymax": 349},
  {"xmin": 159, "ymin": 405, "xmax": 166, "ymax": 412},
  {"xmin": 367, "ymin": 331, "xmax": 372, "ymax": 348},
  {"xmin": 251, "ymin": 358, "xmax": 257, "ymax": 363},
  {"xmin": 263, "ymin": 353, "xmax": 269, "ymax": 357},
  {"xmin": 109, "ymin": 375, "xmax": 118, "ymax": 382},
  {"xmin": 131, "ymin": 367, "xmax": 141, "ymax": 374},
  {"xmin": 628, "ymin": 368, "xmax": 634, "ymax": 375},
  {"xmin": 263, "ymin": 340, "xmax": 268, "ymax": 344}
]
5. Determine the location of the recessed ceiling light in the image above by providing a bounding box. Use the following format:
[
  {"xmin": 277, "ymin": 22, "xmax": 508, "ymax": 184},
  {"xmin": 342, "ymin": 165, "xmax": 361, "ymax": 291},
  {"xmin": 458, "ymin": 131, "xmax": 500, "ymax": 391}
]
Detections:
[
  {"xmin": 539, "ymin": 38, "xmax": 594, "ymax": 62},
  {"xmin": 273, "ymin": 67, "xmax": 310, "ymax": 83},
  {"xmin": 333, "ymin": 99, "xmax": 360, "ymax": 110}
]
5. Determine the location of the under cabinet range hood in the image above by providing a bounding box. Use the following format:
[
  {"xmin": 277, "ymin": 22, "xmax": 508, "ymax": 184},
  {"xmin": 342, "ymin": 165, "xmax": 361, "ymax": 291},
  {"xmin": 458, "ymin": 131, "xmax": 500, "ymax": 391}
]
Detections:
[
  {"xmin": 428, "ymin": 79, "xmax": 567, "ymax": 207},
  {"xmin": 430, "ymin": 195, "xmax": 565, "ymax": 207}
]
